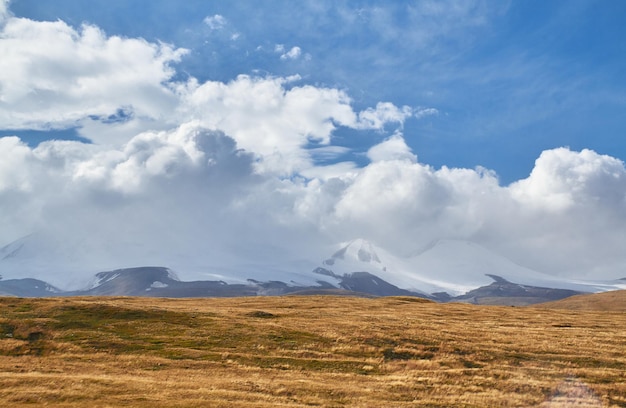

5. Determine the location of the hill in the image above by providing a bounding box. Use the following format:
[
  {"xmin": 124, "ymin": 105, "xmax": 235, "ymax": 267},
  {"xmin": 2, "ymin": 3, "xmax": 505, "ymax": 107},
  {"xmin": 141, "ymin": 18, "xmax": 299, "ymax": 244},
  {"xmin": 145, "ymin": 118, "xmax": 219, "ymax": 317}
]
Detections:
[
  {"xmin": 535, "ymin": 289, "xmax": 626, "ymax": 312},
  {"xmin": 1, "ymin": 296, "xmax": 624, "ymax": 407}
]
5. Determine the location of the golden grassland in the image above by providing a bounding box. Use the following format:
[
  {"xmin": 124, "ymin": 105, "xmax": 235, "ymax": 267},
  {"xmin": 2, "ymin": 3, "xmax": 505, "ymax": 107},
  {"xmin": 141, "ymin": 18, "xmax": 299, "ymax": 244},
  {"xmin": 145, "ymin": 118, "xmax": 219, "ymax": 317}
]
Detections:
[
  {"xmin": 535, "ymin": 290, "xmax": 626, "ymax": 312},
  {"xmin": 0, "ymin": 294, "xmax": 625, "ymax": 407}
]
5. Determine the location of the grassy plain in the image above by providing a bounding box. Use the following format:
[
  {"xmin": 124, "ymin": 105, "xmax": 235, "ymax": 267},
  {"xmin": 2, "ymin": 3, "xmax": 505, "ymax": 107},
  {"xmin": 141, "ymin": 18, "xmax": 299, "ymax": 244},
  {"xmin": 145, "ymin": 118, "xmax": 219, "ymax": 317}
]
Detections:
[
  {"xmin": 0, "ymin": 295, "xmax": 625, "ymax": 407},
  {"xmin": 535, "ymin": 290, "xmax": 626, "ymax": 312}
]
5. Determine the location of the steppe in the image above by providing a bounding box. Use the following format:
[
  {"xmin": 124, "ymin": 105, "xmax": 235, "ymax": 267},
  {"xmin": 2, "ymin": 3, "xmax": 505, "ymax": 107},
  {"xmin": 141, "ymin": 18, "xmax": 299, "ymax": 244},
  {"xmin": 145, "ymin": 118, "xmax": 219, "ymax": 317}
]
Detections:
[{"xmin": 1, "ymin": 293, "xmax": 625, "ymax": 407}]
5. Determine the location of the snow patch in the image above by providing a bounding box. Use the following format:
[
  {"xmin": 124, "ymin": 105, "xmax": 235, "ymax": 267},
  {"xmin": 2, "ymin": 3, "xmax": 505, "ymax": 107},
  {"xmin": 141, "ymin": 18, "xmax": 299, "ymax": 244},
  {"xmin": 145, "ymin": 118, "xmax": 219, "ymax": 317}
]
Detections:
[
  {"xmin": 43, "ymin": 284, "xmax": 61, "ymax": 293},
  {"xmin": 88, "ymin": 272, "xmax": 120, "ymax": 290},
  {"xmin": 165, "ymin": 268, "xmax": 180, "ymax": 281}
]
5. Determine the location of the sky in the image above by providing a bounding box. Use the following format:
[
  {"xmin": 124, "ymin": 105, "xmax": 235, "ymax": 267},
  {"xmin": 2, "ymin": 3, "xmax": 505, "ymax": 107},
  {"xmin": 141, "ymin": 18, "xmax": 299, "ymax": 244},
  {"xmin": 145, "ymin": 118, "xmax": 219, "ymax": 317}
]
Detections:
[{"xmin": 1, "ymin": 0, "xmax": 626, "ymax": 287}]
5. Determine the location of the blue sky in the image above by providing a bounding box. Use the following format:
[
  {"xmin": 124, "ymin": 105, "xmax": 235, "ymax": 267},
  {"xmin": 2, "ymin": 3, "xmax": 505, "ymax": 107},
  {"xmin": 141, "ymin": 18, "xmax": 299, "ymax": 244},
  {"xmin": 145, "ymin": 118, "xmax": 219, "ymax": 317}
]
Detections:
[
  {"xmin": 6, "ymin": 0, "xmax": 626, "ymax": 183},
  {"xmin": 2, "ymin": 0, "xmax": 626, "ymax": 286}
]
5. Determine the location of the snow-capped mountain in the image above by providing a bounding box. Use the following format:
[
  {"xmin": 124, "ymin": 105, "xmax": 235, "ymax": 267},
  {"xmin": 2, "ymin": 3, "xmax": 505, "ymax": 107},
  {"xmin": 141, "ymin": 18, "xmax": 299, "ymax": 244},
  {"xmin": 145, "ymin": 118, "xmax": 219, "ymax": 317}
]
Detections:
[
  {"xmin": 401, "ymin": 239, "xmax": 611, "ymax": 295},
  {"xmin": 318, "ymin": 238, "xmax": 435, "ymax": 296},
  {"xmin": 0, "ymin": 232, "xmax": 331, "ymax": 291},
  {"xmin": 316, "ymin": 238, "xmax": 626, "ymax": 296},
  {"xmin": 0, "ymin": 232, "xmax": 129, "ymax": 290},
  {"xmin": 1, "ymin": 233, "xmax": 625, "ymax": 301}
]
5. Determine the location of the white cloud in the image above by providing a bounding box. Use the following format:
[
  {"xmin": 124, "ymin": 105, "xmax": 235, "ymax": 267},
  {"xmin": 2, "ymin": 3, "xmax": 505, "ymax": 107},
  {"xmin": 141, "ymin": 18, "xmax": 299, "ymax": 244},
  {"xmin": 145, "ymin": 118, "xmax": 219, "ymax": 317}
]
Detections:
[
  {"xmin": 299, "ymin": 161, "xmax": 357, "ymax": 181},
  {"xmin": 414, "ymin": 107, "xmax": 439, "ymax": 119},
  {"xmin": 0, "ymin": 125, "xmax": 261, "ymax": 285},
  {"xmin": 275, "ymin": 44, "xmax": 304, "ymax": 60},
  {"xmin": 329, "ymin": 160, "xmax": 489, "ymax": 253},
  {"xmin": 203, "ymin": 14, "xmax": 227, "ymax": 30},
  {"xmin": 357, "ymin": 102, "xmax": 414, "ymax": 130},
  {"xmin": 178, "ymin": 75, "xmax": 360, "ymax": 174},
  {"xmin": 0, "ymin": 136, "xmax": 34, "ymax": 192},
  {"xmin": 0, "ymin": 11, "xmax": 415, "ymax": 174},
  {"xmin": 0, "ymin": 15, "xmax": 186, "ymax": 133},
  {"xmin": 280, "ymin": 46, "xmax": 302, "ymax": 60},
  {"xmin": 509, "ymin": 148, "xmax": 626, "ymax": 211},
  {"xmin": 287, "ymin": 146, "xmax": 626, "ymax": 281},
  {"xmin": 367, "ymin": 132, "xmax": 417, "ymax": 163}
]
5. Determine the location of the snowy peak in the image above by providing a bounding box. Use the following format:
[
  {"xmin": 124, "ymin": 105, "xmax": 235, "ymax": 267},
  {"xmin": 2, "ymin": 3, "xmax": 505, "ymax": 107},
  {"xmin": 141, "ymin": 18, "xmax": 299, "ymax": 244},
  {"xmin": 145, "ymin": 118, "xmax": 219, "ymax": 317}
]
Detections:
[
  {"xmin": 2, "ymin": 230, "xmax": 624, "ymax": 302},
  {"xmin": 326, "ymin": 239, "xmax": 382, "ymax": 265},
  {"xmin": 318, "ymin": 239, "xmax": 437, "ymax": 296}
]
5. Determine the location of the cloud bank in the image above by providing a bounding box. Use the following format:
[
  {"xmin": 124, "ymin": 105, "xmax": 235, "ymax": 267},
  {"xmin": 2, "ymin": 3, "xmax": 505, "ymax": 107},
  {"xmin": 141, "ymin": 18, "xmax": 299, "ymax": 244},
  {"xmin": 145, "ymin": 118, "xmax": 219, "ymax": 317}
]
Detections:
[{"xmin": 1, "ymin": 6, "xmax": 625, "ymax": 287}]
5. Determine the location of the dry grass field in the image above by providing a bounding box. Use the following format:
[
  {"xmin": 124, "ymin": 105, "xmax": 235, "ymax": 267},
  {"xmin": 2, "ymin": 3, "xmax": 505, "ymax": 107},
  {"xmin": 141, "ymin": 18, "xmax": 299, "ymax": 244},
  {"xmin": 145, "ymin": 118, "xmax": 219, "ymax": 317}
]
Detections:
[
  {"xmin": 1, "ymin": 295, "xmax": 625, "ymax": 407},
  {"xmin": 535, "ymin": 290, "xmax": 626, "ymax": 312}
]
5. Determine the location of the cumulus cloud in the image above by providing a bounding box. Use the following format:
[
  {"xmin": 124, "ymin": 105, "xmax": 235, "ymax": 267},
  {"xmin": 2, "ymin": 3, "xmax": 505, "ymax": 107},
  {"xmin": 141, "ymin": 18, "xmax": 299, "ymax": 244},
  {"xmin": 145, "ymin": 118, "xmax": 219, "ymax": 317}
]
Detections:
[
  {"xmin": 0, "ymin": 9, "xmax": 412, "ymax": 166},
  {"xmin": 510, "ymin": 148, "xmax": 626, "ymax": 211},
  {"xmin": 178, "ymin": 74, "xmax": 370, "ymax": 174},
  {"xmin": 366, "ymin": 133, "xmax": 417, "ymax": 163},
  {"xmin": 291, "ymin": 146, "xmax": 626, "ymax": 279},
  {"xmin": 493, "ymin": 148, "xmax": 626, "ymax": 277},
  {"xmin": 328, "ymin": 161, "xmax": 491, "ymax": 252},
  {"xmin": 0, "ymin": 15, "xmax": 186, "ymax": 133},
  {"xmin": 0, "ymin": 125, "xmax": 262, "ymax": 285}
]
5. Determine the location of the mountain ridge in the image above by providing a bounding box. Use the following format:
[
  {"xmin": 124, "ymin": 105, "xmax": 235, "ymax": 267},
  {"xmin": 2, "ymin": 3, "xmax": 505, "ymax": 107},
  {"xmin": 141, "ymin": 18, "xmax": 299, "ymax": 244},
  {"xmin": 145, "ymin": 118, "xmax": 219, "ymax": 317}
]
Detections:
[
  {"xmin": 1, "ymin": 235, "xmax": 625, "ymax": 303},
  {"xmin": 0, "ymin": 266, "xmax": 593, "ymax": 305}
]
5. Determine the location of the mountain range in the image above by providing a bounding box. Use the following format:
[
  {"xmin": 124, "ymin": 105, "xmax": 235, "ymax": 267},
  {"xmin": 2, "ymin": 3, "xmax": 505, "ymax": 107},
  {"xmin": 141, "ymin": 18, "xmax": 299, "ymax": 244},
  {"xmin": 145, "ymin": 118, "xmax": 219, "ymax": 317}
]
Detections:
[{"xmin": 1, "ymin": 237, "xmax": 624, "ymax": 305}]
